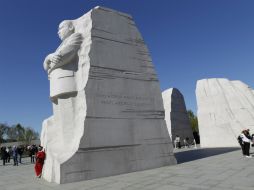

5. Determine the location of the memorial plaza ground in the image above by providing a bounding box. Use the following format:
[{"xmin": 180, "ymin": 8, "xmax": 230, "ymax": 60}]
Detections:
[{"xmin": 0, "ymin": 146, "xmax": 253, "ymax": 190}]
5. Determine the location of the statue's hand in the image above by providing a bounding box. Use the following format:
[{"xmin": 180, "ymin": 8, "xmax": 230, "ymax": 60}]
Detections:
[
  {"xmin": 43, "ymin": 54, "xmax": 53, "ymax": 71},
  {"xmin": 51, "ymin": 54, "xmax": 62, "ymax": 66},
  {"xmin": 44, "ymin": 53, "xmax": 62, "ymax": 73}
]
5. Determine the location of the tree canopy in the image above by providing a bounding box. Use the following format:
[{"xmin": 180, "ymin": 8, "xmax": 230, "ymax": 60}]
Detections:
[
  {"xmin": 187, "ymin": 110, "xmax": 199, "ymax": 132},
  {"xmin": 0, "ymin": 123, "xmax": 39, "ymax": 145}
]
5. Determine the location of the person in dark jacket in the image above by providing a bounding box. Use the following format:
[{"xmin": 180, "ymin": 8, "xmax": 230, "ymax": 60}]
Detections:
[
  {"xmin": 17, "ymin": 146, "xmax": 24, "ymax": 164},
  {"xmin": 6, "ymin": 147, "xmax": 11, "ymax": 163},
  {"xmin": 1, "ymin": 147, "xmax": 7, "ymax": 166},
  {"xmin": 28, "ymin": 145, "xmax": 34, "ymax": 163},
  {"xmin": 237, "ymin": 132, "xmax": 244, "ymax": 155},
  {"xmin": 240, "ymin": 130, "xmax": 252, "ymax": 158},
  {"xmin": 12, "ymin": 145, "xmax": 18, "ymax": 166}
]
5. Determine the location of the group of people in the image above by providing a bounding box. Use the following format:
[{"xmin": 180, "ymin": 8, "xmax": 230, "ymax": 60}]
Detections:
[
  {"xmin": 0, "ymin": 145, "xmax": 24, "ymax": 166},
  {"xmin": 238, "ymin": 129, "xmax": 254, "ymax": 158},
  {"xmin": 0, "ymin": 144, "xmax": 46, "ymax": 178},
  {"xmin": 174, "ymin": 135, "xmax": 197, "ymax": 149}
]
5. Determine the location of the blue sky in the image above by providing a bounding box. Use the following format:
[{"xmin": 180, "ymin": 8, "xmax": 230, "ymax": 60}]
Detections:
[{"xmin": 0, "ymin": 0, "xmax": 253, "ymax": 132}]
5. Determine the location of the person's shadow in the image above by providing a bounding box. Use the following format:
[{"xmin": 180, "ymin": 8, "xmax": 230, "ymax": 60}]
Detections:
[{"xmin": 174, "ymin": 147, "xmax": 240, "ymax": 164}]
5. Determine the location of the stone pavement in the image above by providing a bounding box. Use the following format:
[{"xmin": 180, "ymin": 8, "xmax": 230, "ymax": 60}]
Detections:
[{"xmin": 0, "ymin": 147, "xmax": 254, "ymax": 190}]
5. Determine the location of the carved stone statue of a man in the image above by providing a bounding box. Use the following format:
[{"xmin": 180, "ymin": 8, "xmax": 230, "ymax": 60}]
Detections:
[
  {"xmin": 41, "ymin": 7, "xmax": 176, "ymax": 184},
  {"xmin": 43, "ymin": 20, "xmax": 82, "ymax": 99}
]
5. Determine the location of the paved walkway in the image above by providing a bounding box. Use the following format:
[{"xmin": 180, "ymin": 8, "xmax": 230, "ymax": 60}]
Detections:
[{"xmin": 0, "ymin": 147, "xmax": 253, "ymax": 190}]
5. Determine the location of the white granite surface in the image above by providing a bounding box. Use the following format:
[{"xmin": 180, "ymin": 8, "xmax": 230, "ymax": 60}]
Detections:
[
  {"xmin": 41, "ymin": 6, "xmax": 176, "ymax": 184},
  {"xmin": 196, "ymin": 78, "xmax": 254, "ymax": 147}
]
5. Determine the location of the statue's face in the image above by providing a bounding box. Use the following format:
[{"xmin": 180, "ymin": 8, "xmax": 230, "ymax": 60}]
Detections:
[{"xmin": 58, "ymin": 22, "xmax": 73, "ymax": 40}]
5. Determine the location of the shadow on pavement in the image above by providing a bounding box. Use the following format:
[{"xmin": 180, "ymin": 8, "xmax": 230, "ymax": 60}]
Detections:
[{"xmin": 174, "ymin": 147, "xmax": 240, "ymax": 164}]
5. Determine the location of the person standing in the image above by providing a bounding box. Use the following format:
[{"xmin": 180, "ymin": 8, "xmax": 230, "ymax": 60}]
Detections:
[
  {"xmin": 28, "ymin": 145, "xmax": 33, "ymax": 163},
  {"xmin": 34, "ymin": 146, "xmax": 46, "ymax": 178},
  {"xmin": 17, "ymin": 145, "xmax": 24, "ymax": 164},
  {"xmin": 183, "ymin": 137, "xmax": 190, "ymax": 148},
  {"xmin": 175, "ymin": 135, "xmax": 181, "ymax": 149},
  {"xmin": 6, "ymin": 147, "xmax": 10, "ymax": 163},
  {"xmin": 240, "ymin": 130, "xmax": 252, "ymax": 158},
  {"xmin": 28, "ymin": 145, "xmax": 36, "ymax": 163},
  {"xmin": 252, "ymin": 134, "xmax": 254, "ymax": 146},
  {"xmin": 238, "ymin": 132, "xmax": 244, "ymax": 155},
  {"xmin": 12, "ymin": 145, "xmax": 18, "ymax": 166},
  {"xmin": 1, "ymin": 147, "xmax": 7, "ymax": 166}
]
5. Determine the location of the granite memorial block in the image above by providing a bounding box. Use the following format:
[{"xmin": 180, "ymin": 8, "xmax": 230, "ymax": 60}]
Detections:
[
  {"xmin": 162, "ymin": 88, "xmax": 194, "ymax": 146},
  {"xmin": 41, "ymin": 6, "xmax": 176, "ymax": 184},
  {"xmin": 196, "ymin": 78, "xmax": 254, "ymax": 147}
]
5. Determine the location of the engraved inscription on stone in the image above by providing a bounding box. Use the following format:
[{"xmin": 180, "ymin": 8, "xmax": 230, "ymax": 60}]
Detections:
[{"xmin": 96, "ymin": 93, "xmax": 154, "ymax": 107}]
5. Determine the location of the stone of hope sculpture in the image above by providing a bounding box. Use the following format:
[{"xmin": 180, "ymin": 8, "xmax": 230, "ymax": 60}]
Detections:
[{"xmin": 41, "ymin": 6, "xmax": 176, "ymax": 184}]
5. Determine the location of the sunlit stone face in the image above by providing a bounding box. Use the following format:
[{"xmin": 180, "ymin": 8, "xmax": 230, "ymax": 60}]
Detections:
[
  {"xmin": 58, "ymin": 22, "xmax": 72, "ymax": 40},
  {"xmin": 196, "ymin": 78, "xmax": 254, "ymax": 147}
]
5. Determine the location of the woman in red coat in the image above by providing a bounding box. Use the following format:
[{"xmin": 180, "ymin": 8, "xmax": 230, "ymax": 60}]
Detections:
[{"xmin": 34, "ymin": 146, "xmax": 46, "ymax": 178}]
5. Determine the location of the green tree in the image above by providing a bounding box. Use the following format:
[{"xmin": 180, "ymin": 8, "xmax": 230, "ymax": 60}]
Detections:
[
  {"xmin": 187, "ymin": 110, "xmax": 199, "ymax": 132},
  {"xmin": 23, "ymin": 127, "xmax": 39, "ymax": 145},
  {"xmin": 15, "ymin": 123, "xmax": 25, "ymax": 141},
  {"xmin": 2, "ymin": 123, "xmax": 39, "ymax": 143}
]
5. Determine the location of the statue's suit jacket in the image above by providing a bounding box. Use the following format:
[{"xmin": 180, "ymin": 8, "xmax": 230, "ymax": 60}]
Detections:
[{"xmin": 49, "ymin": 33, "xmax": 83, "ymax": 98}]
